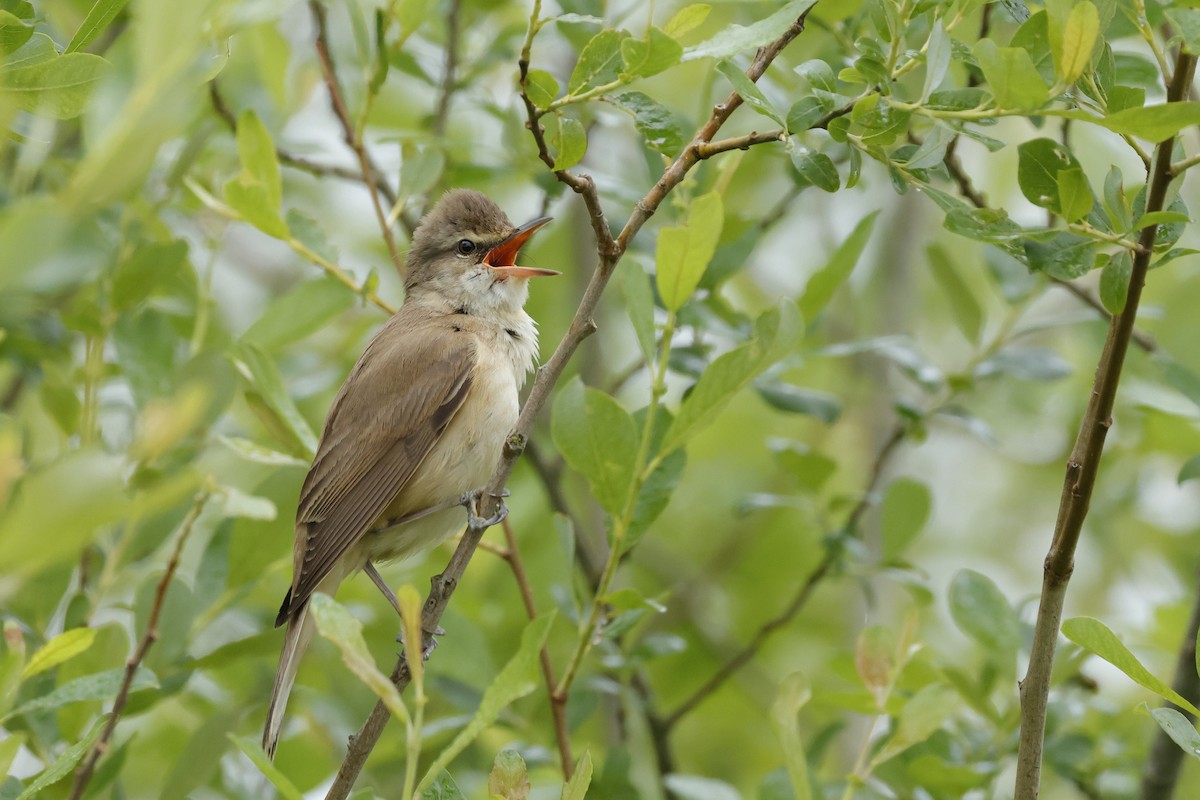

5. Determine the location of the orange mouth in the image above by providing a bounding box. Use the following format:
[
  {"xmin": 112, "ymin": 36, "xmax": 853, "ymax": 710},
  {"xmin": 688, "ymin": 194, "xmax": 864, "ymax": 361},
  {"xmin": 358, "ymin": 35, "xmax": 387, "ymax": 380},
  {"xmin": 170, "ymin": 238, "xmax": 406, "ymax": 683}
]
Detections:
[{"xmin": 484, "ymin": 216, "xmax": 559, "ymax": 278}]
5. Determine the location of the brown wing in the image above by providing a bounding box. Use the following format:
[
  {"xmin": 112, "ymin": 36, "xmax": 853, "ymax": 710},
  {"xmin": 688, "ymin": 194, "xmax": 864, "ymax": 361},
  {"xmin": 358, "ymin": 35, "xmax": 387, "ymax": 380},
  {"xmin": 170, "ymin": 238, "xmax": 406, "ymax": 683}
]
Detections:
[{"xmin": 278, "ymin": 309, "xmax": 476, "ymax": 622}]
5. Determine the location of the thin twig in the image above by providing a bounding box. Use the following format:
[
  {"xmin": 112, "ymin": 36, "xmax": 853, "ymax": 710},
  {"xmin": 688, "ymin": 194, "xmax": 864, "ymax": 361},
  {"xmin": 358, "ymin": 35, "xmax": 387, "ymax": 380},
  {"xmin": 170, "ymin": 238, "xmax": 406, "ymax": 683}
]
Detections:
[
  {"xmin": 69, "ymin": 490, "xmax": 210, "ymax": 800},
  {"xmin": 309, "ymin": 0, "xmax": 406, "ymax": 277},
  {"xmin": 1014, "ymin": 50, "xmax": 1198, "ymax": 800},
  {"xmin": 1138, "ymin": 561, "xmax": 1200, "ymax": 800},
  {"xmin": 694, "ymin": 130, "xmax": 785, "ymax": 159},
  {"xmin": 432, "ymin": 0, "xmax": 462, "ymax": 138},
  {"xmin": 498, "ymin": 517, "xmax": 574, "ymax": 778},
  {"xmin": 208, "ymin": 81, "xmax": 413, "ymax": 233},
  {"xmin": 323, "ymin": 6, "xmax": 819, "ymax": 797},
  {"xmin": 663, "ymin": 425, "xmax": 906, "ymax": 728}
]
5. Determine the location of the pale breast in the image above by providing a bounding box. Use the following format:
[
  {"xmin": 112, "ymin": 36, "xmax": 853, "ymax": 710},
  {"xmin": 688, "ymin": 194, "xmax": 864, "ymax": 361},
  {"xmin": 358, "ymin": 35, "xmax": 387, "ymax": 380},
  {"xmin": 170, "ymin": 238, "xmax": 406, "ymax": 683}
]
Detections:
[{"xmin": 363, "ymin": 320, "xmax": 529, "ymax": 563}]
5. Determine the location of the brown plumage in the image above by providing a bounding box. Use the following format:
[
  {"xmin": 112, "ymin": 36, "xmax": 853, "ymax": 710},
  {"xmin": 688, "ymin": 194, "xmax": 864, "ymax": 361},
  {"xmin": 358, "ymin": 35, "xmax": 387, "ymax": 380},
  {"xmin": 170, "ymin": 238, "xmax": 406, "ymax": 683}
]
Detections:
[{"xmin": 262, "ymin": 189, "xmax": 556, "ymax": 758}]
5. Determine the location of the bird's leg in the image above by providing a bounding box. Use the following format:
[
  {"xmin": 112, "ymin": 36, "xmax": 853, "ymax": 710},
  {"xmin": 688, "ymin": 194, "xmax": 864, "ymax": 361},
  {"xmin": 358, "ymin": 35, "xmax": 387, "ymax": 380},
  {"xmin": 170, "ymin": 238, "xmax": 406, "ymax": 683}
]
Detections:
[
  {"xmin": 363, "ymin": 562, "xmax": 402, "ymax": 618},
  {"xmin": 459, "ymin": 487, "xmax": 510, "ymax": 529}
]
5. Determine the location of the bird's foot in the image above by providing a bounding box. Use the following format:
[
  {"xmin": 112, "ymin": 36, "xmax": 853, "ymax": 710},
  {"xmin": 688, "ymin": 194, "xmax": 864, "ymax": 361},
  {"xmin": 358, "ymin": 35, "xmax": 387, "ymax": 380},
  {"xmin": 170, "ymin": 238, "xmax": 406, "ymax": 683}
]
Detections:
[
  {"xmin": 396, "ymin": 626, "xmax": 447, "ymax": 661},
  {"xmin": 459, "ymin": 487, "xmax": 510, "ymax": 529}
]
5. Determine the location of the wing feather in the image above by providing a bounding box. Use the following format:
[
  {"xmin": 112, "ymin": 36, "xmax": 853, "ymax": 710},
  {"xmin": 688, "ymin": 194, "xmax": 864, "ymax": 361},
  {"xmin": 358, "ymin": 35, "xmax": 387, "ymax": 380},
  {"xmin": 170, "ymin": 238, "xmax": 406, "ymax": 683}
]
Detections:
[{"xmin": 280, "ymin": 310, "xmax": 476, "ymax": 619}]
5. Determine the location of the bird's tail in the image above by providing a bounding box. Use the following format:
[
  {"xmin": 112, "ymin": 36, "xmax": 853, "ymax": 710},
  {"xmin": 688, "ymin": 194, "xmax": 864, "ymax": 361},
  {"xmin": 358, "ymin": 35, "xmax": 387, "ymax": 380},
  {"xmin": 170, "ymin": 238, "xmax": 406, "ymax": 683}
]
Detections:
[{"xmin": 262, "ymin": 600, "xmax": 315, "ymax": 760}]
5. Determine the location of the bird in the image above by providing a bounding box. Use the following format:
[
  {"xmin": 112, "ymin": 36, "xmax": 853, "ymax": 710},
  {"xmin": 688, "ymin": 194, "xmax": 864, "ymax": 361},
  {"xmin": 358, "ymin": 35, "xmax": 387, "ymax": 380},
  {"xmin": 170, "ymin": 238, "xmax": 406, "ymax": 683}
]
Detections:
[{"xmin": 261, "ymin": 189, "xmax": 558, "ymax": 759}]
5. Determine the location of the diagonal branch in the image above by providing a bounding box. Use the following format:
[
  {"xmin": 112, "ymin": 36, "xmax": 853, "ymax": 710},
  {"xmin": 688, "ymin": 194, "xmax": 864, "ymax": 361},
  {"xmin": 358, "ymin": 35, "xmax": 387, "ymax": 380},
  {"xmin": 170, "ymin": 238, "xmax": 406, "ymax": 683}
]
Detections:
[
  {"xmin": 69, "ymin": 490, "xmax": 210, "ymax": 800},
  {"xmin": 1014, "ymin": 49, "xmax": 1198, "ymax": 800},
  {"xmin": 309, "ymin": 0, "xmax": 406, "ymax": 277},
  {"xmin": 323, "ymin": 6, "xmax": 819, "ymax": 797}
]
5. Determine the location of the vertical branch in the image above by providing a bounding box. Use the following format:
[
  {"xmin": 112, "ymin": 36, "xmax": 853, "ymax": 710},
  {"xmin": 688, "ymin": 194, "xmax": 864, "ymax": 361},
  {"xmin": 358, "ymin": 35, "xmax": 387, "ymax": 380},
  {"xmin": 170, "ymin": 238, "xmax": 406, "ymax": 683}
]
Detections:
[
  {"xmin": 69, "ymin": 490, "xmax": 210, "ymax": 800},
  {"xmin": 497, "ymin": 517, "xmax": 574, "ymax": 778},
  {"xmin": 1138, "ymin": 562, "xmax": 1200, "ymax": 800},
  {"xmin": 1014, "ymin": 50, "xmax": 1198, "ymax": 800},
  {"xmin": 432, "ymin": 0, "xmax": 462, "ymax": 138},
  {"xmin": 308, "ymin": 0, "xmax": 406, "ymax": 277}
]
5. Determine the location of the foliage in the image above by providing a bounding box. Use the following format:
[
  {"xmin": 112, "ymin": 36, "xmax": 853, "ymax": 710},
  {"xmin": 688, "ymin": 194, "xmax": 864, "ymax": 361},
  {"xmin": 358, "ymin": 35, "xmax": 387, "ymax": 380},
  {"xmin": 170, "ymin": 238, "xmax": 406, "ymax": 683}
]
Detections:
[{"xmin": 3, "ymin": 0, "xmax": 1200, "ymax": 798}]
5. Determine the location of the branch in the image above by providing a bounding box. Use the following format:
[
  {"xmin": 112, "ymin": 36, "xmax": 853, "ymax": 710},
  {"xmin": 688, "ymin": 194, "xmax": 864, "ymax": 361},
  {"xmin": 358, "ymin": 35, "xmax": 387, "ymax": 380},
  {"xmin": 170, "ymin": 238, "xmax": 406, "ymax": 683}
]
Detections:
[
  {"xmin": 1014, "ymin": 50, "xmax": 1198, "ymax": 800},
  {"xmin": 209, "ymin": 81, "xmax": 415, "ymax": 235},
  {"xmin": 694, "ymin": 130, "xmax": 785, "ymax": 159},
  {"xmin": 324, "ymin": 6, "xmax": 819, "ymax": 796},
  {"xmin": 309, "ymin": 0, "xmax": 406, "ymax": 277},
  {"xmin": 663, "ymin": 424, "xmax": 906, "ymax": 728},
  {"xmin": 432, "ymin": 0, "xmax": 462, "ymax": 138},
  {"xmin": 498, "ymin": 517, "xmax": 574, "ymax": 778},
  {"xmin": 1138, "ymin": 561, "xmax": 1200, "ymax": 800},
  {"xmin": 69, "ymin": 490, "xmax": 210, "ymax": 800}
]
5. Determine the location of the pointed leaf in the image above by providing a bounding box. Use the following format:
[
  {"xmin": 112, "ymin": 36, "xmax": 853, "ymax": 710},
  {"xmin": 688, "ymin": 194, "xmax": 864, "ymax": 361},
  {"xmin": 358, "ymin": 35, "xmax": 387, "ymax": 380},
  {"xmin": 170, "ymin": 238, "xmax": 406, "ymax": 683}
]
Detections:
[
  {"xmin": 799, "ymin": 212, "xmax": 879, "ymax": 321},
  {"xmin": 682, "ymin": 0, "xmax": 818, "ymax": 62},
  {"xmin": 22, "ymin": 629, "xmax": 97, "ymax": 680},
  {"xmin": 656, "ymin": 191, "xmax": 724, "ymax": 311},
  {"xmin": 1062, "ymin": 616, "xmax": 1200, "ymax": 715},
  {"xmin": 552, "ymin": 379, "xmax": 638, "ymax": 516}
]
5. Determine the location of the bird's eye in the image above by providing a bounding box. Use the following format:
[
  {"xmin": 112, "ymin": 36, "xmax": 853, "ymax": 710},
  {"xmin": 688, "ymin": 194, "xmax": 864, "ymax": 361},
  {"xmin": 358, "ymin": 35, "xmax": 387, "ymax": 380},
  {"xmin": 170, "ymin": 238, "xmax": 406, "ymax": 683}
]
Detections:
[{"xmin": 456, "ymin": 239, "xmax": 476, "ymax": 255}]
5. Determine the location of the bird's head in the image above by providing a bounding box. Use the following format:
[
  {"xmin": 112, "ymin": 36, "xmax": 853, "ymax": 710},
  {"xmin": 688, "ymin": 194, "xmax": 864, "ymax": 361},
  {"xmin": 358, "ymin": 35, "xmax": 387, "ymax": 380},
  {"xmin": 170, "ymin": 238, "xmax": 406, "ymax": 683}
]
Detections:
[{"xmin": 404, "ymin": 189, "xmax": 557, "ymax": 314}]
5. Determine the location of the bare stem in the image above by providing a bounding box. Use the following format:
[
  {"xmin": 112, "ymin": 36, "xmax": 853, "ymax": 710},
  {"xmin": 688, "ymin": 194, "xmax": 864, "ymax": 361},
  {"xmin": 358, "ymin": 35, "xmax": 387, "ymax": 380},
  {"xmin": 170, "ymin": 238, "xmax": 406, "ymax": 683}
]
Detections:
[
  {"xmin": 1013, "ymin": 50, "xmax": 1198, "ymax": 800},
  {"xmin": 309, "ymin": 0, "xmax": 406, "ymax": 277},
  {"xmin": 498, "ymin": 517, "xmax": 574, "ymax": 778},
  {"xmin": 69, "ymin": 490, "xmax": 210, "ymax": 800}
]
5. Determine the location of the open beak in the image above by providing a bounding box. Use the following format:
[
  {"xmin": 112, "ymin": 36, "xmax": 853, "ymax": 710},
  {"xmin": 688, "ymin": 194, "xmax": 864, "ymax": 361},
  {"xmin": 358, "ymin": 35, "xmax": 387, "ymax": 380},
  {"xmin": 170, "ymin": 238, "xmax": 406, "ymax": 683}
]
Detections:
[{"xmin": 484, "ymin": 216, "xmax": 559, "ymax": 279}]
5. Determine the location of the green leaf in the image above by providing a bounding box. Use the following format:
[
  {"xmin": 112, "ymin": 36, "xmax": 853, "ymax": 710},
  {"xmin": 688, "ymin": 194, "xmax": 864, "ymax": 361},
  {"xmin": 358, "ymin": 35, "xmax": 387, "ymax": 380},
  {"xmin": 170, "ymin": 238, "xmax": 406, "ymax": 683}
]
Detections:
[
  {"xmin": 868, "ymin": 684, "xmax": 958, "ymax": 767},
  {"xmin": 0, "ymin": 733, "xmax": 23, "ymax": 779},
  {"xmin": 1103, "ymin": 166, "xmax": 1131, "ymax": 231},
  {"xmin": 0, "ymin": 52, "xmax": 111, "ymax": 119},
  {"xmin": 1179, "ymin": 454, "xmax": 1200, "ymax": 485},
  {"xmin": 799, "ymin": 211, "xmax": 879, "ymax": 321},
  {"xmin": 787, "ymin": 96, "xmax": 830, "ymax": 132},
  {"xmin": 682, "ymin": 0, "xmax": 818, "ymax": 62},
  {"xmin": 656, "ymin": 191, "xmax": 724, "ymax": 311},
  {"xmin": 243, "ymin": 277, "xmax": 356, "ymax": 351},
  {"xmin": 973, "ymin": 39, "xmax": 1050, "ymax": 109},
  {"xmin": 309, "ymin": 594, "xmax": 408, "ymax": 720},
  {"xmin": 1165, "ymin": 8, "xmax": 1200, "ymax": 56},
  {"xmin": 0, "ymin": 10, "xmax": 31, "ymax": 55},
  {"xmin": 1062, "ymin": 617, "xmax": 1200, "ymax": 715},
  {"xmin": 417, "ymin": 614, "xmax": 556, "ymax": 793},
  {"xmin": 1023, "ymin": 233, "xmax": 1096, "ymax": 280},
  {"xmin": 620, "ymin": 27, "xmax": 682, "ymax": 79},
  {"xmin": 976, "ymin": 346, "xmax": 1073, "ymax": 382},
  {"xmin": 22, "ymin": 629, "xmax": 97, "ymax": 680},
  {"xmin": 1148, "ymin": 707, "xmax": 1200, "ymax": 760},
  {"xmin": 927, "ymin": 244, "xmax": 984, "ymax": 343},
  {"xmin": 217, "ymin": 435, "xmax": 308, "ymax": 467},
  {"xmin": 218, "ymin": 486, "xmax": 277, "ymax": 520},
  {"xmin": 880, "ymin": 479, "xmax": 932, "ymax": 561},
  {"xmin": 14, "ymin": 715, "xmax": 107, "ymax": 800},
  {"xmin": 551, "ymin": 378, "xmax": 638, "ymax": 516},
  {"xmin": 1099, "ymin": 251, "xmax": 1131, "ymax": 315},
  {"xmin": 420, "ymin": 772, "xmax": 465, "ymax": 799},
  {"xmin": 550, "ymin": 114, "xmax": 587, "ymax": 170},
  {"xmin": 568, "ymin": 29, "xmax": 628, "ymax": 94},
  {"xmin": 612, "ymin": 91, "xmax": 686, "ymax": 156},
  {"xmin": 921, "ymin": 20, "xmax": 951, "ymax": 103},
  {"xmin": 617, "ymin": 262, "xmax": 657, "ymax": 364},
  {"xmin": 228, "ymin": 736, "xmax": 303, "ymax": 800},
  {"xmin": 715, "ymin": 60, "xmax": 784, "ymax": 127},
  {"xmin": 525, "ymin": 68, "xmax": 559, "ymax": 108},
  {"xmin": 770, "ymin": 672, "xmax": 813, "ymax": 800},
  {"xmin": 65, "ymin": 0, "xmax": 128, "ymax": 54},
  {"xmin": 1057, "ymin": 102, "xmax": 1200, "ymax": 143},
  {"xmin": 231, "ymin": 342, "xmax": 319, "ymax": 458},
  {"xmin": 789, "ymin": 149, "xmax": 839, "ymax": 192},
  {"xmin": 399, "ymin": 145, "xmax": 445, "ymax": 199},
  {"xmin": 223, "ymin": 109, "xmax": 287, "ymax": 238},
  {"xmin": 0, "ymin": 451, "xmax": 127, "ymax": 576},
  {"xmin": 1017, "ymin": 138, "xmax": 1081, "ymax": 212},
  {"xmin": 1055, "ymin": 1, "xmax": 1099, "ymax": 85},
  {"xmin": 488, "ymin": 750, "xmax": 530, "ymax": 800},
  {"xmin": 949, "ymin": 569, "xmax": 1021, "ymax": 658},
  {"xmin": 1056, "ymin": 167, "xmax": 1094, "ymax": 223},
  {"xmin": 664, "ymin": 4, "xmax": 710, "ymax": 38},
  {"xmin": 754, "ymin": 383, "xmax": 840, "ymax": 423},
  {"xmin": 1135, "ymin": 210, "xmax": 1191, "ymax": 230},
  {"xmin": 561, "ymin": 750, "xmax": 593, "ymax": 800},
  {"xmin": 2, "ymin": 666, "xmax": 157, "ymax": 722},
  {"xmin": 663, "ymin": 302, "xmax": 802, "ymax": 453}
]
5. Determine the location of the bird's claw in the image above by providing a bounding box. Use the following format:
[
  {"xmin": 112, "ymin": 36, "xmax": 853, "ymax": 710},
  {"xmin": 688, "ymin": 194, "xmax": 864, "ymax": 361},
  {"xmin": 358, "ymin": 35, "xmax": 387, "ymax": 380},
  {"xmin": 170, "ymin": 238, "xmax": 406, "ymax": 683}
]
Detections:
[
  {"xmin": 396, "ymin": 626, "xmax": 447, "ymax": 661},
  {"xmin": 459, "ymin": 488, "xmax": 510, "ymax": 529}
]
